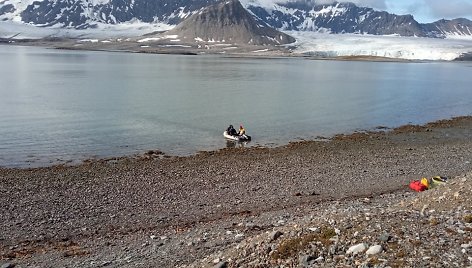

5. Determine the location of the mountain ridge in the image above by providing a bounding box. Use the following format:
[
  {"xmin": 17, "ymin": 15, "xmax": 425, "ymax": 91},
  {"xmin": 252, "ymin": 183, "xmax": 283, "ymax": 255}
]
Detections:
[
  {"xmin": 0, "ymin": 0, "xmax": 471, "ymax": 38},
  {"xmin": 246, "ymin": 1, "xmax": 472, "ymax": 38}
]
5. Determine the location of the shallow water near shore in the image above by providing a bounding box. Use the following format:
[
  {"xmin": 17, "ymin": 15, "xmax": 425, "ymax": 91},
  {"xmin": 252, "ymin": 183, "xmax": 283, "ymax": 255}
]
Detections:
[{"xmin": 1, "ymin": 45, "xmax": 472, "ymax": 168}]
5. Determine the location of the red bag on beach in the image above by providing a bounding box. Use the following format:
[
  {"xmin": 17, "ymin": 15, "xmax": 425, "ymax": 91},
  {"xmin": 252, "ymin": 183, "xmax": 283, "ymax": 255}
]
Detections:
[{"xmin": 409, "ymin": 180, "xmax": 427, "ymax": 192}]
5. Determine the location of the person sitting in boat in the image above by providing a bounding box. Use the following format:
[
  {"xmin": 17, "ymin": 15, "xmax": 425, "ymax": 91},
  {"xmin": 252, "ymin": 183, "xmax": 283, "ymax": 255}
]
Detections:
[
  {"xmin": 227, "ymin": 125, "xmax": 237, "ymax": 136},
  {"xmin": 238, "ymin": 125, "xmax": 246, "ymax": 136}
]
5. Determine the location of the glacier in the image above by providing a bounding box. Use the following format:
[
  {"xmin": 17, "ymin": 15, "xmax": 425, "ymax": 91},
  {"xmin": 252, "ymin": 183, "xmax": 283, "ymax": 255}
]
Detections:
[{"xmin": 289, "ymin": 31, "xmax": 472, "ymax": 61}]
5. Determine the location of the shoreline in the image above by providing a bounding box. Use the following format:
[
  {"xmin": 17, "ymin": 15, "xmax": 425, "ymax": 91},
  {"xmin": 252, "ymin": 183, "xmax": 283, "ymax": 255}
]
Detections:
[
  {"xmin": 2, "ymin": 40, "xmax": 458, "ymax": 63},
  {"xmin": 1, "ymin": 115, "xmax": 471, "ymax": 171}
]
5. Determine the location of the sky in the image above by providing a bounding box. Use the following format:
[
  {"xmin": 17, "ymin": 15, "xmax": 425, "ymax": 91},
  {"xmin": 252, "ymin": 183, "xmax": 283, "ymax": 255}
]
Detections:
[{"xmin": 330, "ymin": 0, "xmax": 472, "ymax": 23}]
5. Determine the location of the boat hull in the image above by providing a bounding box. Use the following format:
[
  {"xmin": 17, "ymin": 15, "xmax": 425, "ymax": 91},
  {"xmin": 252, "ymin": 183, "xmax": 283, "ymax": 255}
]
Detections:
[{"xmin": 223, "ymin": 131, "xmax": 251, "ymax": 142}]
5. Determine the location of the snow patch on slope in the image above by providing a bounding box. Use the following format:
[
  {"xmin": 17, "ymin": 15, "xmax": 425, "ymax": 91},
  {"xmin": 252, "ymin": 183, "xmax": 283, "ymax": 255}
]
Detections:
[
  {"xmin": 313, "ymin": 3, "xmax": 347, "ymax": 17},
  {"xmin": 89, "ymin": 0, "xmax": 111, "ymax": 5},
  {"xmin": 240, "ymin": 0, "xmax": 282, "ymax": 10},
  {"xmin": 289, "ymin": 31, "xmax": 472, "ymax": 61},
  {"xmin": 0, "ymin": 20, "xmax": 173, "ymax": 39}
]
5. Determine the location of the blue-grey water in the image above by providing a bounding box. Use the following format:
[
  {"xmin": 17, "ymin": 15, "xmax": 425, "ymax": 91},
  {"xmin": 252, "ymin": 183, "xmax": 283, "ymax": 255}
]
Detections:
[{"xmin": 1, "ymin": 45, "xmax": 471, "ymax": 168}]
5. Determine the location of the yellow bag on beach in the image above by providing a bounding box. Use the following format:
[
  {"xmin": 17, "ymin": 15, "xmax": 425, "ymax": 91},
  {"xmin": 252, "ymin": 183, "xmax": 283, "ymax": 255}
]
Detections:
[
  {"xmin": 430, "ymin": 176, "xmax": 447, "ymax": 188},
  {"xmin": 420, "ymin": 178, "xmax": 429, "ymax": 189}
]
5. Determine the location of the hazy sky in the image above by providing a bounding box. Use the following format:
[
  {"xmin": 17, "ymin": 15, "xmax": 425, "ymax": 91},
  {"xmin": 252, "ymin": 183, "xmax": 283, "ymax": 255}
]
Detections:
[{"xmin": 329, "ymin": 0, "xmax": 472, "ymax": 22}]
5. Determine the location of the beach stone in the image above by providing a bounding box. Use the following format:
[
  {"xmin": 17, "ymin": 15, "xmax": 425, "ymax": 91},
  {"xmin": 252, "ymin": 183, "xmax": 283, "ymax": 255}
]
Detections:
[
  {"xmin": 366, "ymin": 245, "xmax": 383, "ymax": 255},
  {"xmin": 299, "ymin": 255, "xmax": 316, "ymax": 267},
  {"xmin": 277, "ymin": 220, "xmax": 285, "ymax": 225},
  {"xmin": 101, "ymin": 261, "xmax": 112, "ymax": 266},
  {"xmin": 245, "ymin": 222, "xmax": 256, "ymax": 229},
  {"xmin": 315, "ymin": 256, "xmax": 324, "ymax": 262},
  {"xmin": 269, "ymin": 230, "xmax": 283, "ymax": 241},
  {"xmin": 213, "ymin": 261, "xmax": 228, "ymax": 268},
  {"xmin": 329, "ymin": 244, "xmax": 338, "ymax": 255},
  {"xmin": 346, "ymin": 243, "xmax": 367, "ymax": 255},
  {"xmin": 379, "ymin": 233, "xmax": 391, "ymax": 242},
  {"xmin": 1, "ymin": 263, "xmax": 15, "ymax": 268},
  {"xmin": 235, "ymin": 233, "xmax": 244, "ymax": 240}
]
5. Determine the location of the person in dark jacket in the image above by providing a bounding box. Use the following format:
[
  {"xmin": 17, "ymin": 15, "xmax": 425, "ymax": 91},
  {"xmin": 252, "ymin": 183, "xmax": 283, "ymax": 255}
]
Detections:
[{"xmin": 227, "ymin": 125, "xmax": 237, "ymax": 136}]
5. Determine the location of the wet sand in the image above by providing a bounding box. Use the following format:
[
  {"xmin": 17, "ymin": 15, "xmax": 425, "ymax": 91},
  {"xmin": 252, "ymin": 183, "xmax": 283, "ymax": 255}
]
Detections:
[{"xmin": 1, "ymin": 116, "xmax": 472, "ymax": 266}]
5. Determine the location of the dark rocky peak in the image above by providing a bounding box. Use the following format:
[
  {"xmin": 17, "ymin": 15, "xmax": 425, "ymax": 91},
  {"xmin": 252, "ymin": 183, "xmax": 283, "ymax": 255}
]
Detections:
[{"xmin": 166, "ymin": 0, "xmax": 295, "ymax": 45}]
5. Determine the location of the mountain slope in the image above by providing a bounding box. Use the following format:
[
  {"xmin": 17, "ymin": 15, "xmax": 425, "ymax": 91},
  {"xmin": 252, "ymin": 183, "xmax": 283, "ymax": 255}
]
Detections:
[
  {"xmin": 166, "ymin": 0, "xmax": 295, "ymax": 45},
  {"xmin": 423, "ymin": 18, "xmax": 472, "ymax": 38},
  {"xmin": 1, "ymin": 0, "xmax": 219, "ymax": 28}
]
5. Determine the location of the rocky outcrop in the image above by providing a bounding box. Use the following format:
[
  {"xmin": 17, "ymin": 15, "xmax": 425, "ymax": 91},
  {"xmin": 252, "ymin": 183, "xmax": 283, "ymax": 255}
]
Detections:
[
  {"xmin": 166, "ymin": 0, "xmax": 295, "ymax": 45},
  {"xmin": 0, "ymin": 4, "xmax": 15, "ymax": 16}
]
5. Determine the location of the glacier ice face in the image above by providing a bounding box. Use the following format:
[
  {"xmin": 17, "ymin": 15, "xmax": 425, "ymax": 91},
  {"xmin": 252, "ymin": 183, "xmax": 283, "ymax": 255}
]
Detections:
[{"xmin": 288, "ymin": 31, "xmax": 472, "ymax": 61}]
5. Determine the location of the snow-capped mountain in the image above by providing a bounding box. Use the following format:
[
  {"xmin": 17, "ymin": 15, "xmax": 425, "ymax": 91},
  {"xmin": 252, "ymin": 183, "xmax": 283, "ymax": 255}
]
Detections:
[
  {"xmin": 0, "ymin": 0, "xmax": 219, "ymax": 28},
  {"xmin": 1, "ymin": 0, "xmax": 471, "ymax": 39},
  {"xmin": 245, "ymin": 1, "xmax": 472, "ymax": 38},
  {"xmin": 166, "ymin": 0, "xmax": 295, "ymax": 45}
]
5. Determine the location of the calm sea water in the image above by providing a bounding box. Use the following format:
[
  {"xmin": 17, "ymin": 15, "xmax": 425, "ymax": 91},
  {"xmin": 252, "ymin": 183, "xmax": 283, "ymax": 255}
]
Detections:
[{"xmin": 1, "ymin": 45, "xmax": 471, "ymax": 168}]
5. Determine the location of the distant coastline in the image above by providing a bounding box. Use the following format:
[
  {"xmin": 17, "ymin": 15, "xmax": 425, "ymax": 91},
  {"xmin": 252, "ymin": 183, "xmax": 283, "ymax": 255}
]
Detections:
[{"xmin": 0, "ymin": 39, "xmax": 443, "ymax": 63}]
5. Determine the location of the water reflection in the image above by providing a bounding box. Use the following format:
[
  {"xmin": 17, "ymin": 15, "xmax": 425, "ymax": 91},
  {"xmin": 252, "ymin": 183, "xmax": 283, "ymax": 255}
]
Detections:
[{"xmin": 226, "ymin": 140, "xmax": 250, "ymax": 149}]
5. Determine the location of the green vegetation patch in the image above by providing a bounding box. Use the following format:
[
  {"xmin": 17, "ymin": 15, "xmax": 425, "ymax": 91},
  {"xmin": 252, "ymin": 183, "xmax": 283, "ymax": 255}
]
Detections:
[
  {"xmin": 464, "ymin": 214, "xmax": 472, "ymax": 224},
  {"xmin": 272, "ymin": 227, "xmax": 336, "ymax": 259}
]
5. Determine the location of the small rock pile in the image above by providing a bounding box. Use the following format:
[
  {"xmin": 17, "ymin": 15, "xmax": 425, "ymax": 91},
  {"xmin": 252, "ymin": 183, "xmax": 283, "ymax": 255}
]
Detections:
[{"xmin": 185, "ymin": 172, "xmax": 472, "ymax": 268}]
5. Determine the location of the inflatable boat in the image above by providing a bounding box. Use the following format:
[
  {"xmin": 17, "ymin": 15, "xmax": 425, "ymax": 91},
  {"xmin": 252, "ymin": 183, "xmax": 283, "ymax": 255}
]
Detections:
[{"xmin": 223, "ymin": 131, "xmax": 251, "ymax": 142}]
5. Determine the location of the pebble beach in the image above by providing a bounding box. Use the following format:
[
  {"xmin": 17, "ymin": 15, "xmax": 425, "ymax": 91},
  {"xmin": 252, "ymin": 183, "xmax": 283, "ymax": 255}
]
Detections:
[{"xmin": 1, "ymin": 116, "xmax": 472, "ymax": 267}]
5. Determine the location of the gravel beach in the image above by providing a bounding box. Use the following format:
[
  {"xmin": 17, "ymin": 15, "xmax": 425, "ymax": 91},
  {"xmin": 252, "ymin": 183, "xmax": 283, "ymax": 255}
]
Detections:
[{"xmin": 1, "ymin": 116, "xmax": 472, "ymax": 267}]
